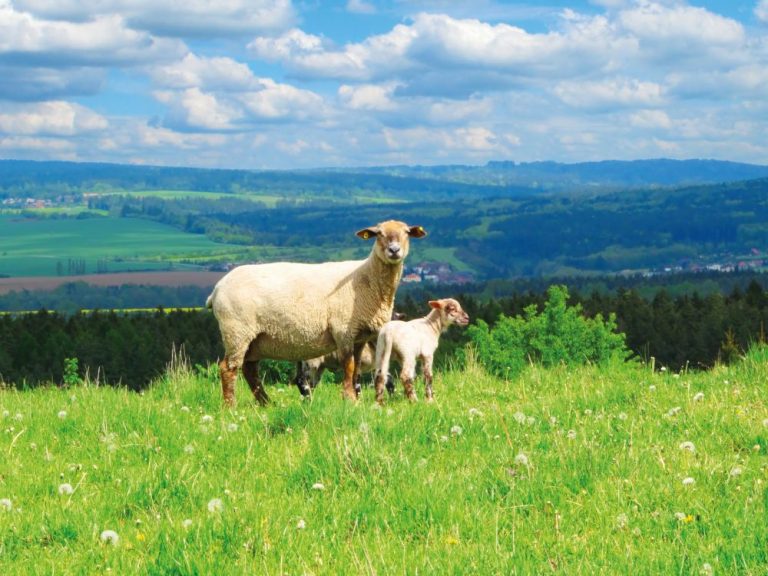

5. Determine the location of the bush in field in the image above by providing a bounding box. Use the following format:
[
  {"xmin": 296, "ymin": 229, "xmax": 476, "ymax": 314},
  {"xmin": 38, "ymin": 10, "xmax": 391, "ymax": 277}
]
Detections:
[{"xmin": 467, "ymin": 285, "xmax": 629, "ymax": 378}]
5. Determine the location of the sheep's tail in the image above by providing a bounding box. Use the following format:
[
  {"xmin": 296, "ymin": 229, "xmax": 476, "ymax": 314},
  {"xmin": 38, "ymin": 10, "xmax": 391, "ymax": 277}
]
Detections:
[{"xmin": 205, "ymin": 293, "xmax": 213, "ymax": 309}]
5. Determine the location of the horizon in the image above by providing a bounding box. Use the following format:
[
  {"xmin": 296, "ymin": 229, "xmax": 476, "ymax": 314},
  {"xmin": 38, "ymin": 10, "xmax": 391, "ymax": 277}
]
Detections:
[{"xmin": 2, "ymin": 1, "xmax": 768, "ymax": 169}]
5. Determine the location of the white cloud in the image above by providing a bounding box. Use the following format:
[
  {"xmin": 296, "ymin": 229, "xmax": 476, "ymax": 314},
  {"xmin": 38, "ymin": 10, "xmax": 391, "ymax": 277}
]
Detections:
[
  {"xmin": 0, "ymin": 101, "xmax": 108, "ymax": 135},
  {"xmin": 630, "ymin": 109, "xmax": 672, "ymax": 129},
  {"xmin": 554, "ymin": 78, "xmax": 665, "ymax": 109},
  {"xmin": 346, "ymin": 0, "xmax": 376, "ymax": 15},
  {"xmin": 339, "ymin": 83, "xmax": 398, "ymax": 111},
  {"xmin": 11, "ymin": 0, "xmax": 297, "ymax": 38},
  {"xmin": 756, "ymin": 0, "xmax": 768, "ymax": 23},
  {"xmin": 151, "ymin": 54, "xmax": 255, "ymax": 90}
]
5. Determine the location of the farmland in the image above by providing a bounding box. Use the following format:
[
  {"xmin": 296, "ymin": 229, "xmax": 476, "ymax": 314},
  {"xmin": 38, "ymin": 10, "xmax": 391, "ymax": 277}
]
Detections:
[
  {"xmin": 1, "ymin": 354, "xmax": 766, "ymax": 574},
  {"xmin": 0, "ymin": 215, "xmax": 244, "ymax": 277}
]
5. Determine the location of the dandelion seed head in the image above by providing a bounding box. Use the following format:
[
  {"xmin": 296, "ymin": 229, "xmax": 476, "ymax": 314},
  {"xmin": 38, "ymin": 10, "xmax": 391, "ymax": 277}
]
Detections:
[
  {"xmin": 182, "ymin": 518, "xmax": 193, "ymax": 529},
  {"xmin": 99, "ymin": 530, "xmax": 119, "ymax": 545},
  {"xmin": 58, "ymin": 483, "xmax": 74, "ymax": 495},
  {"xmin": 615, "ymin": 513, "xmax": 628, "ymax": 530},
  {"xmin": 184, "ymin": 444, "xmax": 194, "ymax": 454},
  {"xmin": 584, "ymin": 408, "xmax": 593, "ymax": 416},
  {"xmin": 57, "ymin": 410, "xmax": 67, "ymax": 419},
  {"xmin": 513, "ymin": 411, "xmax": 526, "ymax": 424},
  {"xmin": 649, "ymin": 385, "xmax": 656, "ymax": 392},
  {"xmin": 666, "ymin": 406, "xmax": 682, "ymax": 418},
  {"xmin": 700, "ymin": 562, "xmax": 713, "ymax": 576},
  {"xmin": 227, "ymin": 423, "xmax": 238, "ymax": 433},
  {"xmin": 358, "ymin": 422, "xmax": 370, "ymax": 435},
  {"xmin": 679, "ymin": 441, "xmax": 696, "ymax": 453},
  {"xmin": 693, "ymin": 392, "xmax": 705, "ymax": 402},
  {"xmin": 180, "ymin": 406, "xmax": 190, "ymax": 413},
  {"xmin": 674, "ymin": 512, "xmax": 687, "ymax": 521},
  {"xmin": 296, "ymin": 519, "xmax": 306, "ymax": 530},
  {"xmin": 682, "ymin": 477, "xmax": 695, "ymax": 486},
  {"xmin": 439, "ymin": 435, "xmax": 449, "ymax": 443},
  {"xmin": 618, "ymin": 412, "xmax": 628, "ymax": 421},
  {"xmin": 1, "ymin": 410, "xmax": 9, "ymax": 418},
  {"xmin": 14, "ymin": 413, "xmax": 23, "ymax": 421},
  {"xmin": 730, "ymin": 466, "xmax": 743, "ymax": 477},
  {"xmin": 468, "ymin": 408, "xmax": 483, "ymax": 418},
  {"xmin": 762, "ymin": 418, "xmax": 768, "ymax": 428},
  {"xmin": 201, "ymin": 415, "xmax": 214, "ymax": 424},
  {"xmin": 567, "ymin": 429, "xmax": 577, "ymax": 440},
  {"xmin": 311, "ymin": 482, "xmax": 325, "ymax": 491},
  {"xmin": 514, "ymin": 453, "xmax": 529, "ymax": 467},
  {"xmin": 0, "ymin": 498, "xmax": 12, "ymax": 511},
  {"xmin": 207, "ymin": 498, "xmax": 224, "ymax": 513},
  {"xmin": 450, "ymin": 425, "xmax": 463, "ymax": 437}
]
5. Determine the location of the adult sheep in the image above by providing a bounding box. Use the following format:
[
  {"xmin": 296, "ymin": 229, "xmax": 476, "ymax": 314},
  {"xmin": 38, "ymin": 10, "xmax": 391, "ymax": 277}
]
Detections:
[{"xmin": 206, "ymin": 220, "xmax": 427, "ymax": 406}]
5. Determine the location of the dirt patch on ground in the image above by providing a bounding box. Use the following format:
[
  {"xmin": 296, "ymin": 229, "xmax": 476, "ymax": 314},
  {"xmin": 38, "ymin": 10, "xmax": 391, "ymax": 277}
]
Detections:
[{"xmin": 0, "ymin": 271, "xmax": 227, "ymax": 295}]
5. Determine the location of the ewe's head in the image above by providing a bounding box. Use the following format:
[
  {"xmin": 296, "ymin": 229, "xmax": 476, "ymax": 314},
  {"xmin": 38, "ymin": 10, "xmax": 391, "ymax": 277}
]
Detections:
[
  {"xmin": 356, "ymin": 220, "xmax": 426, "ymax": 265},
  {"xmin": 428, "ymin": 298, "xmax": 470, "ymax": 327}
]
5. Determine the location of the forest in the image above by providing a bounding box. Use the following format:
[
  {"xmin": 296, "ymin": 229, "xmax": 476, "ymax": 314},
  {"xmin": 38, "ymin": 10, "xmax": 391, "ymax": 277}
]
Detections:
[{"xmin": 1, "ymin": 274, "xmax": 766, "ymax": 390}]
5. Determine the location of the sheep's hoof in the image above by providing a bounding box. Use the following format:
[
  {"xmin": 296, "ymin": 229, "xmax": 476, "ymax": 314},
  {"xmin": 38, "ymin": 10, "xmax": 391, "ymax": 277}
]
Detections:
[{"xmin": 406, "ymin": 394, "xmax": 418, "ymax": 403}]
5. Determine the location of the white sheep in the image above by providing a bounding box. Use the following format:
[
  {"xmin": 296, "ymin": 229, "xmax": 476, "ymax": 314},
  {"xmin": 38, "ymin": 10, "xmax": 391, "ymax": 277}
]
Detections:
[
  {"xmin": 373, "ymin": 298, "xmax": 469, "ymax": 404},
  {"xmin": 206, "ymin": 220, "xmax": 426, "ymax": 406},
  {"xmin": 296, "ymin": 312, "xmax": 405, "ymax": 396}
]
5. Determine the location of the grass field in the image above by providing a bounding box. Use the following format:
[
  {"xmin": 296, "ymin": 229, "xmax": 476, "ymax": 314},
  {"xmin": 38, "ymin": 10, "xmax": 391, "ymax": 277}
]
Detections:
[
  {"xmin": 1, "ymin": 352, "xmax": 767, "ymax": 574},
  {"xmin": 0, "ymin": 215, "xmax": 244, "ymax": 277}
]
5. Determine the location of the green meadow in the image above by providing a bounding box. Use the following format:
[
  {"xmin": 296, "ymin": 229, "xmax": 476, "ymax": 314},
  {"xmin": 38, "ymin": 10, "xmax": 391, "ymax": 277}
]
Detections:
[
  {"xmin": 1, "ymin": 353, "xmax": 767, "ymax": 574},
  {"xmin": 0, "ymin": 215, "xmax": 243, "ymax": 277}
]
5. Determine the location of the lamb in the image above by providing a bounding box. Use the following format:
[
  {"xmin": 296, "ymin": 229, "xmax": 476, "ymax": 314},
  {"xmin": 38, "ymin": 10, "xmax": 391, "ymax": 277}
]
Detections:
[
  {"xmin": 373, "ymin": 298, "xmax": 469, "ymax": 405},
  {"xmin": 295, "ymin": 312, "xmax": 405, "ymax": 396},
  {"xmin": 205, "ymin": 220, "xmax": 426, "ymax": 406}
]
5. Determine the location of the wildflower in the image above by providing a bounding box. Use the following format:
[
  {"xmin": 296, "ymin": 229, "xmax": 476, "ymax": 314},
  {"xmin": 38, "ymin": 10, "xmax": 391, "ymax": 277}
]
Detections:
[
  {"xmin": 0, "ymin": 498, "xmax": 12, "ymax": 511},
  {"xmin": 762, "ymin": 418, "xmax": 768, "ymax": 428},
  {"xmin": 549, "ymin": 416, "xmax": 558, "ymax": 425},
  {"xmin": 674, "ymin": 512, "xmax": 687, "ymax": 521},
  {"xmin": 618, "ymin": 412, "xmax": 628, "ymax": 421},
  {"xmin": 649, "ymin": 385, "xmax": 656, "ymax": 392},
  {"xmin": 180, "ymin": 406, "xmax": 190, "ymax": 413},
  {"xmin": 201, "ymin": 415, "xmax": 214, "ymax": 424},
  {"xmin": 184, "ymin": 444, "xmax": 194, "ymax": 454},
  {"xmin": 136, "ymin": 532, "xmax": 146, "ymax": 542},
  {"xmin": 207, "ymin": 498, "xmax": 224, "ymax": 513},
  {"xmin": 227, "ymin": 423, "xmax": 238, "ymax": 433},
  {"xmin": 58, "ymin": 483, "xmax": 74, "ymax": 495},
  {"xmin": 526, "ymin": 416, "xmax": 536, "ymax": 426},
  {"xmin": 615, "ymin": 513, "xmax": 628, "ymax": 530},
  {"xmin": 100, "ymin": 530, "xmax": 120, "ymax": 545},
  {"xmin": 358, "ymin": 422, "xmax": 370, "ymax": 435},
  {"xmin": 666, "ymin": 406, "xmax": 682, "ymax": 417},
  {"xmin": 701, "ymin": 562, "xmax": 714, "ymax": 576},
  {"xmin": 311, "ymin": 482, "xmax": 325, "ymax": 491},
  {"xmin": 14, "ymin": 413, "xmax": 23, "ymax": 421},
  {"xmin": 693, "ymin": 392, "xmax": 705, "ymax": 402},
  {"xmin": 514, "ymin": 453, "xmax": 530, "ymax": 467},
  {"xmin": 584, "ymin": 408, "xmax": 593, "ymax": 416},
  {"xmin": 182, "ymin": 519, "xmax": 193, "ymax": 529},
  {"xmin": 439, "ymin": 435, "xmax": 449, "ymax": 443},
  {"xmin": 682, "ymin": 477, "xmax": 695, "ymax": 486},
  {"xmin": 729, "ymin": 466, "xmax": 743, "ymax": 478},
  {"xmin": 296, "ymin": 519, "xmax": 306, "ymax": 530},
  {"xmin": 567, "ymin": 429, "xmax": 577, "ymax": 440},
  {"xmin": 57, "ymin": 410, "xmax": 67, "ymax": 419},
  {"xmin": 679, "ymin": 441, "xmax": 696, "ymax": 453},
  {"xmin": 450, "ymin": 425, "xmax": 463, "ymax": 437},
  {"xmin": 468, "ymin": 408, "xmax": 483, "ymax": 418},
  {"xmin": 513, "ymin": 411, "xmax": 526, "ymax": 424},
  {"xmin": 1, "ymin": 410, "xmax": 9, "ymax": 418}
]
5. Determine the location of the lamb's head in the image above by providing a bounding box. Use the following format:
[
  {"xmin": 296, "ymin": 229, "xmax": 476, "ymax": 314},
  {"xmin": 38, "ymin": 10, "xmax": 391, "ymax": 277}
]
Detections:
[
  {"xmin": 356, "ymin": 220, "xmax": 427, "ymax": 265},
  {"xmin": 429, "ymin": 298, "xmax": 470, "ymax": 327}
]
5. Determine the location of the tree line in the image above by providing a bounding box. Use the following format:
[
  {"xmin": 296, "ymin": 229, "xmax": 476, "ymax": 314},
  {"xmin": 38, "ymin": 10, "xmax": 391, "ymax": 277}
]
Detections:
[{"xmin": 1, "ymin": 279, "xmax": 766, "ymax": 390}]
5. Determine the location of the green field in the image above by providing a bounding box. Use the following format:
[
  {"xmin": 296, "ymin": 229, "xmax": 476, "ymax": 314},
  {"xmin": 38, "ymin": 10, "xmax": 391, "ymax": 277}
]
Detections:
[
  {"xmin": 0, "ymin": 215, "xmax": 243, "ymax": 277},
  {"xmin": 1, "ymin": 354, "xmax": 766, "ymax": 573}
]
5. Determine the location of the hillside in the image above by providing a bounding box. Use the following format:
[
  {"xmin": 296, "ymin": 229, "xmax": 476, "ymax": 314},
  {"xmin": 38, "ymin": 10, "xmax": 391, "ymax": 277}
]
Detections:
[{"xmin": 1, "ymin": 356, "xmax": 766, "ymax": 573}]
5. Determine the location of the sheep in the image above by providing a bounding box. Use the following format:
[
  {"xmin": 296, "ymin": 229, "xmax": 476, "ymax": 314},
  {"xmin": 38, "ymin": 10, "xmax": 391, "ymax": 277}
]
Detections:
[
  {"xmin": 295, "ymin": 312, "xmax": 405, "ymax": 396},
  {"xmin": 206, "ymin": 220, "xmax": 427, "ymax": 406},
  {"xmin": 373, "ymin": 298, "xmax": 469, "ymax": 405}
]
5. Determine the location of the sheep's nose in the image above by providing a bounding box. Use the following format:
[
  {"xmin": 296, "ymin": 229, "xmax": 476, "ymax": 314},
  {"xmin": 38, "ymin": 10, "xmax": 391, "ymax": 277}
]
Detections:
[{"xmin": 387, "ymin": 244, "xmax": 402, "ymax": 258}]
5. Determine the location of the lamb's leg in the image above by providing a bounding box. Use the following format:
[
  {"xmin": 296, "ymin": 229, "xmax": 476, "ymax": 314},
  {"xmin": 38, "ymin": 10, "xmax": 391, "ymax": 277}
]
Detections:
[
  {"xmin": 219, "ymin": 358, "xmax": 238, "ymax": 407},
  {"xmin": 423, "ymin": 355, "xmax": 435, "ymax": 402},
  {"xmin": 294, "ymin": 362, "xmax": 312, "ymax": 398},
  {"xmin": 341, "ymin": 355, "xmax": 358, "ymax": 401},
  {"xmin": 243, "ymin": 360, "xmax": 270, "ymax": 406},
  {"xmin": 352, "ymin": 343, "xmax": 366, "ymax": 398},
  {"xmin": 373, "ymin": 336, "xmax": 392, "ymax": 405},
  {"xmin": 400, "ymin": 359, "xmax": 417, "ymax": 402}
]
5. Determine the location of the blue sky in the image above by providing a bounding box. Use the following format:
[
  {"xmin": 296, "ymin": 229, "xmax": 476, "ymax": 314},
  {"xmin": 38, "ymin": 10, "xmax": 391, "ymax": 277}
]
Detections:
[{"xmin": 1, "ymin": 0, "xmax": 767, "ymax": 169}]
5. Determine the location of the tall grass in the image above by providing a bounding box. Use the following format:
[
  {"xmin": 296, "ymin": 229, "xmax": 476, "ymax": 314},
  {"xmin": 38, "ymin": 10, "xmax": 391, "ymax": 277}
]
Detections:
[{"xmin": 1, "ymin": 355, "xmax": 767, "ymax": 574}]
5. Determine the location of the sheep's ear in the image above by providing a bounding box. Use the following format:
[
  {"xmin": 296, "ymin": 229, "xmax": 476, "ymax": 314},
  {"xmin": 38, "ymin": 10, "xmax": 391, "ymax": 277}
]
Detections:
[
  {"xmin": 356, "ymin": 226, "xmax": 379, "ymax": 240},
  {"xmin": 428, "ymin": 300, "xmax": 442, "ymax": 310},
  {"xmin": 408, "ymin": 225, "xmax": 427, "ymax": 238}
]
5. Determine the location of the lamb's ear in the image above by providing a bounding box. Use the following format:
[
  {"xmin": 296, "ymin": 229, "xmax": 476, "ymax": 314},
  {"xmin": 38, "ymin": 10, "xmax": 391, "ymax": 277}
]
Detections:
[
  {"xmin": 428, "ymin": 300, "xmax": 442, "ymax": 310},
  {"xmin": 356, "ymin": 226, "xmax": 379, "ymax": 240},
  {"xmin": 408, "ymin": 225, "xmax": 427, "ymax": 238}
]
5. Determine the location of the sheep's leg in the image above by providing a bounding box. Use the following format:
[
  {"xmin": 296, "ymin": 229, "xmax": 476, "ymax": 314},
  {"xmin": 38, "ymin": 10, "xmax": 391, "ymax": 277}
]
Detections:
[
  {"xmin": 243, "ymin": 360, "xmax": 270, "ymax": 406},
  {"xmin": 400, "ymin": 359, "xmax": 417, "ymax": 402},
  {"xmin": 294, "ymin": 362, "xmax": 312, "ymax": 398},
  {"xmin": 423, "ymin": 355, "xmax": 435, "ymax": 402},
  {"xmin": 385, "ymin": 374, "xmax": 395, "ymax": 396},
  {"xmin": 219, "ymin": 358, "xmax": 238, "ymax": 407},
  {"xmin": 352, "ymin": 343, "xmax": 366, "ymax": 398},
  {"xmin": 341, "ymin": 355, "xmax": 358, "ymax": 401}
]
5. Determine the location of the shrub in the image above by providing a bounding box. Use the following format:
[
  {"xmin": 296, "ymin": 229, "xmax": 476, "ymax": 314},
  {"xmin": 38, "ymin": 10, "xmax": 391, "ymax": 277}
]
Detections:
[{"xmin": 467, "ymin": 285, "xmax": 629, "ymax": 378}]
